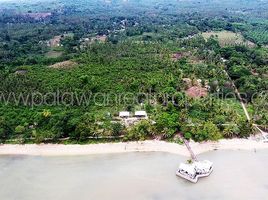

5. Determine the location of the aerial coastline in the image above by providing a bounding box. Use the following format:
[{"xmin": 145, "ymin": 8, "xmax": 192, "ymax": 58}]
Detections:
[{"xmin": 0, "ymin": 139, "xmax": 267, "ymax": 157}]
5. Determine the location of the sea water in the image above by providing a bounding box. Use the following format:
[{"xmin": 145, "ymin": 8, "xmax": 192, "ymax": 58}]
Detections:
[{"xmin": 0, "ymin": 150, "xmax": 267, "ymax": 200}]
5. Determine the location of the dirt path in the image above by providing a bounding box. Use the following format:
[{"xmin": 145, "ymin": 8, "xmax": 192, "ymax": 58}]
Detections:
[{"xmin": 223, "ymin": 69, "xmax": 267, "ymax": 138}]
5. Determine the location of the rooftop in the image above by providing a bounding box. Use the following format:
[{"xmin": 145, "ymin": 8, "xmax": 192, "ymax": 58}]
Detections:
[
  {"xmin": 134, "ymin": 111, "xmax": 147, "ymax": 117},
  {"xmin": 119, "ymin": 111, "xmax": 130, "ymax": 118}
]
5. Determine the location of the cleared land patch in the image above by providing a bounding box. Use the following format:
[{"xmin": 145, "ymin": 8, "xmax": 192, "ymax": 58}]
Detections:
[
  {"xmin": 202, "ymin": 31, "xmax": 255, "ymax": 47},
  {"xmin": 45, "ymin": 50, "xmax": 63, "ymax": 58},
  {"xmin": 48, "ymin": 61, "xmax": 78, "ymax": 69}
]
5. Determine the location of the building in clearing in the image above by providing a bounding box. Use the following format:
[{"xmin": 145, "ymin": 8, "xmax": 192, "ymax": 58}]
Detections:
[
  {"xmin": 119, "ymin": 111, "xmax": 130, "ymax": 118},
  {"xmin": 117, "ymin": 111, "xmax": 150, "ymax": 127},
  {"xmin": 134, "ymin": 111, "xmax": 148, "ymax": 119}
]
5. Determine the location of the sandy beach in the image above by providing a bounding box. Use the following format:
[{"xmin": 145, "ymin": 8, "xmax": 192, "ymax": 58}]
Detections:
[{"xmin": 0, "ymin": 139, "xmax": 267, "ymax": 157}]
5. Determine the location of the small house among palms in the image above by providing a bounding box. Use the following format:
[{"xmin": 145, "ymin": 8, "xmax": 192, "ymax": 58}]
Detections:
[
  {"xmin": 118, "ymin": 111, "xmax": 149, "ymax": 127},
  {"xmin": 119, "ymin": 111, "xmax": 130, "ymax": 118},
  {"xmin": 134, "ymin": 111, "xmax": 148, "ymax": 119}
]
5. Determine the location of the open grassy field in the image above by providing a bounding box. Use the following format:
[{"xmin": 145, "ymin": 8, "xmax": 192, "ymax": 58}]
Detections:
[
  {"xmin": 202, "ymin": 31, "xmax": 255, "ymax": 47},
  {"xmin": 45, "ymin": 50, "xmax": 63, "ymax": 58}
]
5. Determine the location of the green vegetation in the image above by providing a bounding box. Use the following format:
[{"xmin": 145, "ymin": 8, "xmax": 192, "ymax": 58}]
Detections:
[{"xmin": 0, "ymin": 0, "xmax": 267, "ymax": 144}]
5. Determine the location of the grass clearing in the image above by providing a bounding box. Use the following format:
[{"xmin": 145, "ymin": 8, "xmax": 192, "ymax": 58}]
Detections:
[
  {"xmin": 202, "ymin": 31, "xmax": 255, "ymax": 47},
  {"xmin": 45, "ymin": 50, "xmax": 63, "ymax": 58},
  {"xmin": 48, "ymin": 60, "xmax": 78, "ymax": 69}
]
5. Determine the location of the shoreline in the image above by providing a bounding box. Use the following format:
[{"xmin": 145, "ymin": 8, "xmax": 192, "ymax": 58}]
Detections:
[{"xmin": 0, "ymin": 139, "xmax": 267, "ymax": 157}]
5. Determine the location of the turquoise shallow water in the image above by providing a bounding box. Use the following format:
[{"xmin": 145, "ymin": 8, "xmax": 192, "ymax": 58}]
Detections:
[{"xmin": 0, "ymin": 150, "xmax": 267, "ymax": 200}]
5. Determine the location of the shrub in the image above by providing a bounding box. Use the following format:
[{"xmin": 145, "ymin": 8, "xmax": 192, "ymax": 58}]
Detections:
[
  {"xmin": 155, "ymin": 112, "xmax": 179, "ymax": 138},
  {"xmin": 110, "ymin": 123, "xmax": 124, "ymax": 136},
  {"xmin": 0, "ymin": 117, "xmax": 10, "ymax": 141},
  {"xmin": 15, "ymin": 125, "xmax": 26, "ymax": 134},
  {"xmin": 182, "ymin": 121, "xmax": 222, "ymax": 142},
  {"xmin": 125, "ymin": 120, "xmax": 153, "ymax": 140}
]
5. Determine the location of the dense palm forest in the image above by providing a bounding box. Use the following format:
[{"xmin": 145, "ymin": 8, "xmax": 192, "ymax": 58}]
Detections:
[{"xmin": 0, "ymin": 0, "xmax": 267, "ymax": 143}]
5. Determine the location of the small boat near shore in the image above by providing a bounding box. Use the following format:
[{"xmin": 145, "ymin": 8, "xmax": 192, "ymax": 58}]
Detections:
[{"xmin": 176, "ymin": 160, "xmax": 213, "ymax": 183}]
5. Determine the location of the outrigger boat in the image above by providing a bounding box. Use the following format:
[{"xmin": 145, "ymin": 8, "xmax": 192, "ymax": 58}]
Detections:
[{"xmin": 176, "ymin": 160, "xmax": 213, "ymax": 183}]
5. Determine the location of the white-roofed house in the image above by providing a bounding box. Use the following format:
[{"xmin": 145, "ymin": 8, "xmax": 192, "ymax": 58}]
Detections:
[
  {"xmin": 119, "ymin": 111, "xmax": 130, "ymax": 118},
  {"xmin": 134, "ymin": 111, "xmax": 148, "ymax": 119}
]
